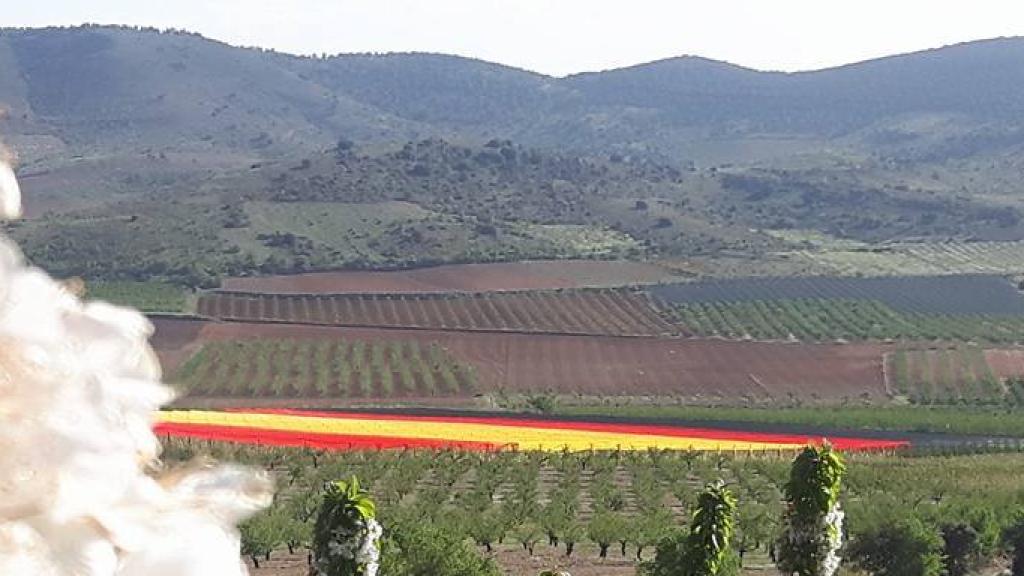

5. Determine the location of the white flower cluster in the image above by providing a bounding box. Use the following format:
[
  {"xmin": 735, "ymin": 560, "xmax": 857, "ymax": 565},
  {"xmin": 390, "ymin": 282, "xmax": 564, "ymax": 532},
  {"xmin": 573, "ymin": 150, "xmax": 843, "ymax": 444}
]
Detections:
[
  {"xmin": 324, "ymin": 518, "xmax": 382, "ymax": 576},
  {"xmin": 819, "ymin": 503, "xmax": 844, "ymax": 576},
  {"xmin": 781, "ymin": 501, "xmax": 844, "ymax": 576}
]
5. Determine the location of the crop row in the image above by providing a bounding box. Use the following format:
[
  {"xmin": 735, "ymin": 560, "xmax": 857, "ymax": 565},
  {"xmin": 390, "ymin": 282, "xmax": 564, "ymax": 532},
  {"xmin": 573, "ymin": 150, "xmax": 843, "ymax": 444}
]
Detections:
[
  {"xmin": 162, "ymin": 440, "xmax": 1024, "ymax": 567},
  {"xmin": 173, "ymin": 338, "xmax": 475, "ymax": 398},
  {"xmin": 665, "ymin": 298, "xmax": 1024, "ymax": 343},
  {"xmin": 651, "ymin": 274, "xmax": 1024, "ymax": 315},
  {"xmin": 196, "ymin": 288, "xmax": 676, "ymax": 336},
  {"xmin": 885, "ymin": 348, "xmax": 1006, "ymax": 405},
  {"xmin": 792, "ymin": 240, "xmax": 1024, "ymax": 277},
  {"xmin": 87, "ymin": 280, "xmax": 189, "ymax": 313}
]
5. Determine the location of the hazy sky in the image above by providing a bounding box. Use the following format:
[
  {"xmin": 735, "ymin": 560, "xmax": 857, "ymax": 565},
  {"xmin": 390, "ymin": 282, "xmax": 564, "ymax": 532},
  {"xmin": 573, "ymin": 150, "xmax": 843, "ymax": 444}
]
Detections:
[{"xmin": 7, "ymin": 1, "xmax": 1024, "ymax": 76}]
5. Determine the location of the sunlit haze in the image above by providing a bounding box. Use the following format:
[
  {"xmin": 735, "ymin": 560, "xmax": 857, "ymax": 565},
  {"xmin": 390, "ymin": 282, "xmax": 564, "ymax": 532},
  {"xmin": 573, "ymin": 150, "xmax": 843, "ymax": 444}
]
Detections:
[{"xmin": 6, "ymin": 0, "xmax": 1024, "ymax": 76}]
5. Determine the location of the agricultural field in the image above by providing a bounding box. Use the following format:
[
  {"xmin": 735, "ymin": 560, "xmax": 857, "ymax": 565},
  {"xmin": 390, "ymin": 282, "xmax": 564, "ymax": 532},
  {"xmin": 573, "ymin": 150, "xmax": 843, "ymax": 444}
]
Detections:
[
  {"xmin": 155, "ymin": 320, "xmax": 889, "ymax": 404},
  {"xmin": 85, "ymin": 280, "xmax": 191, "ymax": 313},
  {"xmin": 883, "ymin": 348, "xmax": 1024, "ymax": 406},
  {"xmin": 557, "ymin": 404, "xmax": 1024, "ymax": 438},
  {"xmin": 221, "ymin": 260, "xmax": 679, "ymax": 294},
  {"xmin": 173, "ymin": 338, "xmax": 476, "ymax": 398},
  {"xmin": 160, "ymin": 440, "xmax": 1024, "ymax": 576},
  {"xmin": 664, "ymin": 298, "xmax": 1024, "ymax": 343},
  {"xmin": 196, "ymin": 288, "xmax": 677, "ymax": 336},
  {"xmin": 767, "ymin": 230, "xmax": 1024, "ymax": 277},
  {"xmin": 650, "ymin": 274, "xmax": 1024, "ymax": 315}
]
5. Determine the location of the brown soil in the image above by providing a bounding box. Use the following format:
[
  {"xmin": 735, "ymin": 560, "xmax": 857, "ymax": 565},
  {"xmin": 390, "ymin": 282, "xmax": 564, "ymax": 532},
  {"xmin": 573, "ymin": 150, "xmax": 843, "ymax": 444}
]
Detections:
[
  {"xmin": 156, "ymin": 320, "xmax": 888, "ymax": 403},
  {"xmin": 197, "ymin": 290, "xmax": 677, "ymax": 337},
  {"xmin": 984, "ymin": 349, "xmax": 1024, "ymax": 380},
  {"xmin": 150, "ymin": 317, "xmax": 206, "ymax": 373},
  {"xmin": 221, "ymin": 261, "xmax": 679, "ymax": 294},
  {"xmin": 245, "ymin": 544, "xmax": 781, "ymax": 576}
]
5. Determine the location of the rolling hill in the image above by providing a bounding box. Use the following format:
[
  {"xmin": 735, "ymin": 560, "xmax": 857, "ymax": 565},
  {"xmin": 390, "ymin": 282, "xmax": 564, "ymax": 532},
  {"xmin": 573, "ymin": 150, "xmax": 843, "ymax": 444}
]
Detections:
[{"xmin": 3, "ymin": 25, "xmax": 1024, "ymax": 283}]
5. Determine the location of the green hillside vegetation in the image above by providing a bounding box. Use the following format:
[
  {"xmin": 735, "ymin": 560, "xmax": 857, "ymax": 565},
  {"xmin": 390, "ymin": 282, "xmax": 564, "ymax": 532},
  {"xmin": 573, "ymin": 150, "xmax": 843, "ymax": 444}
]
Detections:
[
  {"xmin": 558, "ymin": 404, "xmax": 1024, "ymax": 438},
  {"xmin": 7, "ymin": 27, "xmax": 1024, "ymax": 285},
  {"xmin": 86, "ymin": 280, "xmax": 189, "ymax": 313}
]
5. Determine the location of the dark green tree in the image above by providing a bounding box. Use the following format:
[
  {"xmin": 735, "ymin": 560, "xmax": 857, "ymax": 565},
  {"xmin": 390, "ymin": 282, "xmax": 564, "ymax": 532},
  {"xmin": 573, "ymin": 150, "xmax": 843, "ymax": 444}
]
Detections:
[
  {"xmin": 642, "ymin": 481, "xmax": 737, "ymax": 576},
  {"xmin": 776, "ymin": 444, "xmax": 845, "ymax": 576},
  {"xmin": 941, "ymin": 522, "xmax": 980, "ymax": 576},
  {"xmin": 1002, "ymin": 512, "xmax": 1024, "ymax": 576},
  {"xmin": 847, "ymin": 519, "xmax": 944, "ymax": 576}
]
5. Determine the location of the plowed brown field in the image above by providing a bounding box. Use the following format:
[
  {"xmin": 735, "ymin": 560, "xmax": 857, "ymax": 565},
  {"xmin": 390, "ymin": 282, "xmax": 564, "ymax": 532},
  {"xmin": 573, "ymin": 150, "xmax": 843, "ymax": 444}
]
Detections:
[
  {"xmin": 152, "ymin": 318, "xmax": 887, "ymax": 403},
  {"xmin": 150, "ymin": 316, "xmax": 206, "ymax": 373},
  {"xmin": 221, "ymin": 260, "xmax": 678, "ymax": 294},
  {"xmin": 984, "ymin": 349, "xmax": 1024, "ymax": 379},
  {"xmin": 196, "ymin": 289, "xmax": 678, "ymax": 337}
]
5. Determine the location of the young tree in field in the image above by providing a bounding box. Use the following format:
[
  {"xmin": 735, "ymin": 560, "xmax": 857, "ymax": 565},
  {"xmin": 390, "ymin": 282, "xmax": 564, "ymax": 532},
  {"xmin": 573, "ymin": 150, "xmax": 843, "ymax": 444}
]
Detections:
[
  {"xmin": 634, "ymin": 509, "xmax": 673, "ymax": 560},
  {"xmin": 642, "ymin": 481, "xmax": 738, "ymax": 576},
  {"xmin": 776, "ymin": 444, "xmax": 845, "ymax": 576},
  {"xmin": 241, "ymin": 509, "xmax": 285, "ymax": 569},
  {"xmin": 847, "ymin": 519, "xmax": 943, "ymax": 576},
  {"xmin": 514, "ymin": 521, "xmax": 543, "ymax": 556},
  {"xmin": 312, "ymin": 476, "xmax": 382, "ymax": 576},
  {"xmin": 684, "ymin": 481, "xmax": 738, "ymax": 576},
  {"xmin": 587, "ymin": 512, "xmax": 626, "ymax": 558},
  {"xmin": 563, "ymin": 522, "xmax": 585, "ymax": 557},
  {"xmin": 467, "ymin": 508, "xmax": 505, "ymax": 553},
  {"xmin": 380, "ymin": 521, "xmax": 501, "ymax": 576}
]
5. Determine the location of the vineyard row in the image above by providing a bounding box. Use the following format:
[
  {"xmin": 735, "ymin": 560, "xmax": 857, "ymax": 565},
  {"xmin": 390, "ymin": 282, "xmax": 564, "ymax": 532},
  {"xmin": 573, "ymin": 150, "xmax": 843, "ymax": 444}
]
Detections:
[
  {"xmin": 196, "ymin": 289, "xmax": 676, "ymax": 336},
  {"xmin": 174, "ymin": 338, "xmax": 476, "ymax": 398},
  {"xmin": 665, "ymin": 298, "xmax": 1024, "ymax": 344}
]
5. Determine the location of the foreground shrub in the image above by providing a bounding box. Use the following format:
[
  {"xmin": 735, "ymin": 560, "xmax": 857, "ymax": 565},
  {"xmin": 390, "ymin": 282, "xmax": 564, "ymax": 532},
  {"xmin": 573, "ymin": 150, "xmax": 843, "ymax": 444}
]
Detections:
[
  {"xmin": 941, "ymin": 522, "xmax": 981, "ymax": 576},
  {"xmin": 847, "ymin": 519, "xmax": 943, "ymax": 576},
  {"xmin": 312, "ymin": 476, "xmax": 381, "ymax": 576},
  {"xmin": 1002, "ymin": 512, "xmax": 1024, "ymax": 576},
  {"xmin": 641, "ymin": 481, "xmax": 738, "ymax": 576},
  {"xmin": 776, "ymin": 444, "xmax": 845, "ymax": 576},
  {"xmin": 380, "ymin": 522, "xmax": 502, "ymax": 576}
]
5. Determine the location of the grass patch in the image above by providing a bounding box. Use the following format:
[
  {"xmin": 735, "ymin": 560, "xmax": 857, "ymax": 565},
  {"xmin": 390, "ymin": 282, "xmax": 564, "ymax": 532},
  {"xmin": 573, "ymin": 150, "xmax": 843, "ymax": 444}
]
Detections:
[
  {"xmin": 556, "ymin": 404, "xmax": 1024, "ymax": 437},
  {"xmin": 86, "ymin": 281, "xmax": 190, "ymax": 313}
]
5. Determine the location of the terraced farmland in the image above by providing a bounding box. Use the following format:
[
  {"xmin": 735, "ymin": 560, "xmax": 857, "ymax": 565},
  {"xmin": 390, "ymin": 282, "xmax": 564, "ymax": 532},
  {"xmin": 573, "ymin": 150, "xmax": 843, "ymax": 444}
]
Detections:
[
  {"xmin": 174, "ymin": 338, "xmax": 476, "ymax": 398},
  {"xmin": 196, "ymin": 288, "xmax": 676, "ymax": 336},
  {"xmin": 651, "ymin": 274, "xmax": 1024, "ymax": 315},
  {"xmin": 780, "ymin": 239, "xmax": 1024, "ymax": 277},
  {"xmin": 158, "ymin": 320, "xmax": 890, "ymax": 403},
  {"xmin": 222, "ymin": 260, "xmax": 678, "ymax": 293},
  {"xmin": 665, "ymin": 298, "xmax": 1024, "ymax": 343}
]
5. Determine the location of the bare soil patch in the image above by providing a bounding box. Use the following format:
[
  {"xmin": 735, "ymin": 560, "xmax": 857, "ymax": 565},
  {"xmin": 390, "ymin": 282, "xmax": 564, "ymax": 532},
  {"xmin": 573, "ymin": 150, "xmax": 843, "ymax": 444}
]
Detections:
[
  {"xmin": 150, "ymin": 316, "xmax": 207, "ymax": 373},
  {"xmin": 985, "ymin": 349, "xmax": 1024, "ymax": 379}
]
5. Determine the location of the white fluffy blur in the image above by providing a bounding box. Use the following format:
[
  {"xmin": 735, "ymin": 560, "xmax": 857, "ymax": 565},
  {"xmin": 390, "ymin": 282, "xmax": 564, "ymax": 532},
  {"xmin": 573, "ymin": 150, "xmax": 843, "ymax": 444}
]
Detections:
[{"xmin": 0, "ymin": 158, "xmax": 272, "ymax": 575}]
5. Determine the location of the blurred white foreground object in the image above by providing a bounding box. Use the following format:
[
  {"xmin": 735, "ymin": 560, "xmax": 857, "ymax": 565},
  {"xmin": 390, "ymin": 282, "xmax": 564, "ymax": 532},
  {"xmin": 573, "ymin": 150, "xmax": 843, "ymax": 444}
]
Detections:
[{"xmin": 0, "ymin": 159, "xmax": 271, "ymax": 575}]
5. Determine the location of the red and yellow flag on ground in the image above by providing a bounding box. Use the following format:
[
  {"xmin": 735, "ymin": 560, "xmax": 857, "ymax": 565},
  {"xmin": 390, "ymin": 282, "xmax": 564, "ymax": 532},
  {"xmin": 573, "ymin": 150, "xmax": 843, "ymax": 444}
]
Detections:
[{"xmin": 155, "ymin": 409, "xmax": 908, "ymax": 453}]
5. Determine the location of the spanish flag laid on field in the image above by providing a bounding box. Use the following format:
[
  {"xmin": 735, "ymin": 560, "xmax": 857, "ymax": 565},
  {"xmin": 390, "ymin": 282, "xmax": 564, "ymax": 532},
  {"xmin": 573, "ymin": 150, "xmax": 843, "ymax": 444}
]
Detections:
[{"xmin": 155, "ymin": 409, "xmax": 908, "ymax": 452}]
